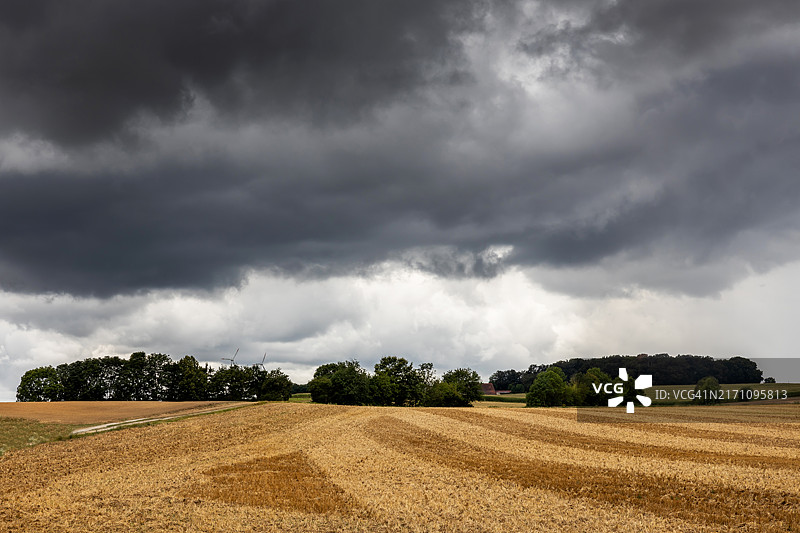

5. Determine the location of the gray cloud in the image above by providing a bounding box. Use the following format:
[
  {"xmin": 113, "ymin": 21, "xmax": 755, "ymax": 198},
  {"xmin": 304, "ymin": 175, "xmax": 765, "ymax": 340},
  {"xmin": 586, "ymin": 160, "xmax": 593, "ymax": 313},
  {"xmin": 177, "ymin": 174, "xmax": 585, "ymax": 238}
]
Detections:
[
  {"xmin": 520, "ymin": 0, "xmax": 800, "ymax": 77},
  {"xmin": 0, "ymin": 0, "xmax": 478, "ymax": 146},
  {"xmin": 2, "ymin": 0, "xmax": 800, "ymax": 299}
]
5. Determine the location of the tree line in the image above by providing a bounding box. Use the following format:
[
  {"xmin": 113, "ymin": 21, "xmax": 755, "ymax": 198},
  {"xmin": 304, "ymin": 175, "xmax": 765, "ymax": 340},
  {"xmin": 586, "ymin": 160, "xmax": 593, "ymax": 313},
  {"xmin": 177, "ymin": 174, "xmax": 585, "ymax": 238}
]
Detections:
[
  {"xmin": 490, "ymin": 353, "xmax": 762, "ymax": 393},
  {"xmin": 524, "ymin": 368, "xmax": 764, "ymax": 407},
  {"xmin": 16, "ymin": 352, "xmax": 293, "ymax": 402},
  {"xmin": 17, "ymin": 353, "xmax": 483, "ymax": 407},
  {"xmin": 308, "ymin": 357, "xmax": 483, "ymax": 407}
]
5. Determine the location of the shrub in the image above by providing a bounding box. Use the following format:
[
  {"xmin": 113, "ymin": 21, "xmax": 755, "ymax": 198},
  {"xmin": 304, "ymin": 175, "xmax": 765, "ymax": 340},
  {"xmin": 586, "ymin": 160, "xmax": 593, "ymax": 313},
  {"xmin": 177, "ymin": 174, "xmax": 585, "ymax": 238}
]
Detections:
[{"xmin": 693, "ymin": 376, "xmax": 722, "ymax": 405}]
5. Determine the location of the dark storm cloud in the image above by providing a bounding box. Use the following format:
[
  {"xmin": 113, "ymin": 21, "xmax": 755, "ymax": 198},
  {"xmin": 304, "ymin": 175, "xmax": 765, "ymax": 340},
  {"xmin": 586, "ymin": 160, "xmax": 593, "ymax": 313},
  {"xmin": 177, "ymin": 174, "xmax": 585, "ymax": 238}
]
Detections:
[
  {"xmin": 0, "ymin": 0, "xmax": 478, "ymax": 146},
  {"xmin": 2, "ymin": 0, "xmax": 800, "ymax": 297},
  {"xmin": 0, "ymin": 142, "xmax": 524, "ymax": 296},
  {"xmin": 519, "ymin": 54, "xmax": 800, "ymax": 278},
  {"xmin": 0, "ymin": 164, "xmax": 366, "ymax": 295}
]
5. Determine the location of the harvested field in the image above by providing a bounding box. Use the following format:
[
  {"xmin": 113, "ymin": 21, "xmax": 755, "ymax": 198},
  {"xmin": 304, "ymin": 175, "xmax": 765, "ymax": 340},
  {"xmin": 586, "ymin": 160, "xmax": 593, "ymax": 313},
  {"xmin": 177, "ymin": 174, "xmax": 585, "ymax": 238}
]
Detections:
[
  {"xmin": 0, "ymin": 401, "xmax": 244, "ymax": 425},
  {"xmin": 1, "ymin": 403, "xmax": 798, "ymax": 532}
]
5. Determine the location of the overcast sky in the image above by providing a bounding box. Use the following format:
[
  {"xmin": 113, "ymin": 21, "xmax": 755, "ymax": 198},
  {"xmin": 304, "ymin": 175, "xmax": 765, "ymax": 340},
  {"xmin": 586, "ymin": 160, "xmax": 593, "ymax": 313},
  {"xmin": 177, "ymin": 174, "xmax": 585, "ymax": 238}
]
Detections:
[{"xmin": 2, "ymin": 0, "xmax": 800, "ymax": 400}]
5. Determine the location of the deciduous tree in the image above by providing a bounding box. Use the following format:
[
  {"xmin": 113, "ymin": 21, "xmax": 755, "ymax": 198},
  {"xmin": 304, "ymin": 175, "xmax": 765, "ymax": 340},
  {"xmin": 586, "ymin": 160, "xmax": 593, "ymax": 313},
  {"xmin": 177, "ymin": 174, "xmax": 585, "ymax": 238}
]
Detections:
[
  {"xmin": 16, "ymin": 366, "xmax": 62, "ymax": 402},
  {"xmin": 526, "ymin": 368, "xmax": 567, "ymax": 407}
]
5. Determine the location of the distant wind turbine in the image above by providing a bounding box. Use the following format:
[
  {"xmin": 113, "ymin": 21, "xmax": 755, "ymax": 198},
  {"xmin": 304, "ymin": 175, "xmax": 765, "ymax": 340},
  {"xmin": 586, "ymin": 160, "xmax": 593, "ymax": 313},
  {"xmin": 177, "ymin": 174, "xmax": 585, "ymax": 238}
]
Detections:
[{"xmin": 222, "ymin": 348, "xmax": 239, "ymax": 366}]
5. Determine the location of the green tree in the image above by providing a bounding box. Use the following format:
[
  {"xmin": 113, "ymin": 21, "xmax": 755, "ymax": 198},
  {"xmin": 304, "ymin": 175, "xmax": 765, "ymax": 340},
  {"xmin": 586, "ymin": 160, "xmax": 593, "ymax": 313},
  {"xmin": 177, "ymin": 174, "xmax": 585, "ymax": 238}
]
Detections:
[
  {"xmin": 510, "ymin": 383, "xmax": 527, "ymax": 393},
  {"xmin": 117, "ymin": 352, "xmax": 148, "ymax": 400},
  {"xmin": 208, "ymin": 365, "xmax": 255, "ymax": 400},
  {"xmin": 258, "ymin": 369, "xmax": 293, "ymax": 401},
  {"xmin": 564, "ymin": 374, "xmax": 583, "ymax": 406},
  {"xmin": 489, "ymin": 369, "xmax": 522, "ymax": 391},
  {"xmin": 373, "ymin": 356, "xmax": 425, "ymax": 406},
  {"xmin": 308, "ymin": 376, "xmax": 332, "ymax": 403},
  {"xmin": 308, "ymin": 362, "xmax": 342, "ymax": 404},
  {"xmin": 144, "ymin": 353, "xmax": 172, "ymax": 400},
  {"xmin": 415, "ymin": 362, "xmax": 437, "ymax": 400},
  {"xmin": 54, "ymin": 363, "xmax": 77, "ymax": 400},
  {"xmin": 417, "ymin": 362, "xmax": 436, "ymax": 386},
  {"xmin": 291, "ymin": 383, "xmax": 309, "ymax": 394},
  {"xmin": 368, "ymin": 372, "xmax": 396, "ymax": 406},
  {"xmin": 441, "ymin": 368, "xmax": 482, "ymax": 405},
  {"xmin": 330, "ymin": 361, "xmax": 370, "ymax": 405},
  {"xmin": 722, "ymin": 356, "xmax": 762, "ymax": 384},
  {"xmin": 56, "ymin": 358, "xmax": 108, "ymax": 400},
  {"xmin": 308, "ymin": 361, "xmax": 370, "ymax": 405},
  {"xmin": 16, "ymin": 366, "xmax": 63, "ymax": 402},
  {"xmin": 579, "ymin": 367, "xmax": 613, "ymax": 406},
  {"xmin": 526, "ymin": 368, "xmax": 567, "ymax": 407},
  {"xmin": 165, "ymin": 356, "xmax": 208, "ymax": 401},
  {"xmin": 208, "ymin": 364, "xmax": 258, "ymax": 401},
  {"xmin": 520, "ymin": 364, "xmax": 548, "ymax": 391},
  {"xmin": 693, "ymin": 376, "xmax": 722, "ymax": 405},
  {"xmin": 422, "ymin": 381, "xmax": 467, "ymax": 407},
  {"xmin": 96, "ymin": 356, "xmax": 125, "ymax": 399}
]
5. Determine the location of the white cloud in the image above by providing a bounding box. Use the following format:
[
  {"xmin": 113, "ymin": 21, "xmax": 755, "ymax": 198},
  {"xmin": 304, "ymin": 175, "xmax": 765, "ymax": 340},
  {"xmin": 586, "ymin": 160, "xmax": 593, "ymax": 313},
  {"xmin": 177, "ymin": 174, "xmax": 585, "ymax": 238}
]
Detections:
[
  {"xmin": 4, "ymin": 260, "xmax": 800, "ymax": 401},
  {"xmin": 0, "ymin": 265, "xmax": 575, "ymax": 400}
]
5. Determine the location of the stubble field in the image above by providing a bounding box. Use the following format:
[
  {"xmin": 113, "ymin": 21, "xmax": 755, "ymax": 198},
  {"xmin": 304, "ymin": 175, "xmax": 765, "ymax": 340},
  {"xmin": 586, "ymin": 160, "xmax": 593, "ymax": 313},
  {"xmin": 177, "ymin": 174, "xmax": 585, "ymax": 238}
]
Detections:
[{"xmin": 1, "ymin": 402, "xmax": 798, "ymax": 532}]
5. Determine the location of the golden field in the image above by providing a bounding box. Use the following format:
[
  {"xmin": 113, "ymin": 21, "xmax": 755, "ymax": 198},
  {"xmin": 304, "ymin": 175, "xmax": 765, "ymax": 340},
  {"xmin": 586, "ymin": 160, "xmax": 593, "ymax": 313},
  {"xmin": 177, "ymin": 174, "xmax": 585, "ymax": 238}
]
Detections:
[{"xmin": 1, "ymin": 403, "xmax": 799, "ymax": 532}]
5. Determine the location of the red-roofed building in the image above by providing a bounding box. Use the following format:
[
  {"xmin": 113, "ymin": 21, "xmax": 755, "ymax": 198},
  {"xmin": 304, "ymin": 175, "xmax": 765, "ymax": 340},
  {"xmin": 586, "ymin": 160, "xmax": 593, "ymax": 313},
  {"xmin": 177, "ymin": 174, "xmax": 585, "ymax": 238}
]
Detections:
[{"xmin": 480, "ymin": 383, "xmax": 497, "ymax": 395}]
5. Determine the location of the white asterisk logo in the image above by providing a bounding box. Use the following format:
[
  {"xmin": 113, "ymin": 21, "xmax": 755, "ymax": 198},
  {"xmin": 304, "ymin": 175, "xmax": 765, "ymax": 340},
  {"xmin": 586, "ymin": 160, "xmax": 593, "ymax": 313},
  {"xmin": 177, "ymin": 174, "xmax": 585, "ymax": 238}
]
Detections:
[{"xmin": 608, "ymin": 368, "xmax": 653, "ymax": 413}]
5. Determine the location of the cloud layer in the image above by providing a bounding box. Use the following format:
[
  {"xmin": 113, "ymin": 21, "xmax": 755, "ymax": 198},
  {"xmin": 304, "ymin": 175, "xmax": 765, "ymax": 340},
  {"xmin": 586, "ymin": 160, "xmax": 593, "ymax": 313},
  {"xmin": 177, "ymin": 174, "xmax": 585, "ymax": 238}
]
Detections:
[
  {"xmin": 0, "ymin": 0, "xmax": 478, "ymax": 145},
  {"xmin": 2, "ymin": 1, "xmax": 800, "ymax": 399},
  {"xmin": 2, "ymin": 0, "xmax": 800, "ymax": 298}
]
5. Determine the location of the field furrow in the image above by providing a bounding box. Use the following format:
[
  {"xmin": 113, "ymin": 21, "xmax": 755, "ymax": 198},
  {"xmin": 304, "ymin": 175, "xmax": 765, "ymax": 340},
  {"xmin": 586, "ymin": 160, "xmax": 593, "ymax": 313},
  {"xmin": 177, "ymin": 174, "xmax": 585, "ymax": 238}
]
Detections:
[
  {"xmin": 1, "ymin": 402, "xmax": 798, "ymax": 532},
  {"xmin": 529, "ymin": 407, "xmax": 800, "ymax": 448},
  {"xmin": 365, "ymin": 415, "xmax": 800, "ymax": 531},
  {"xmin": 431, "ymin": 409, "xmax": 800, "ymax": 470}
]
